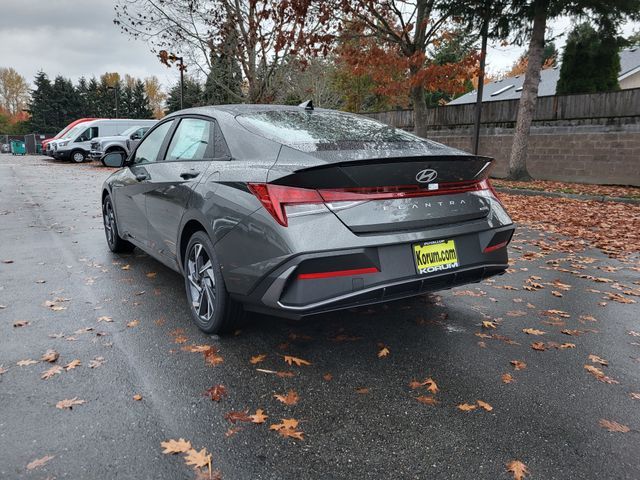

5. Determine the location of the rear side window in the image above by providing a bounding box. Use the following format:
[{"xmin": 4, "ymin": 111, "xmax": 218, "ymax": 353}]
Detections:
[
  {"xmin": 132, "ymin": 120, "xmax": 174, "ymax": 165},
  {"xmin": 165, "ymin": 118, "xmax": 212, "ymax": 161},
  {"xmin": 213, "ymin": 122, "xmax": 230, "ymax": 158}
]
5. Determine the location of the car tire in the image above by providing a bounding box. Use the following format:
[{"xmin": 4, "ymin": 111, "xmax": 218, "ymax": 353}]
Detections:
[
  {"xmin": 184, "ymin": 231, "xmax": 244, "ymax": 334},
  {"xmin": 71, "ymin": 150, "xmax": 86, "ymax": 163},
  {"xmin": 102, "ymin": 195, "xmax": 135, "ymax": 253}
]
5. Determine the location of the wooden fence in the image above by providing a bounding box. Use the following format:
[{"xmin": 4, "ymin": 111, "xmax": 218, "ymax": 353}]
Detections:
[{"xmin": 364, "ymin": 87, "xmax": 640, "ymax": 129}]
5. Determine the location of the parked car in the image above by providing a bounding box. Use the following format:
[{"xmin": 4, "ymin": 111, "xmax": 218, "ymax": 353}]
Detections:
[
  {"xmin": 42, "ymin": 118, "xmax": 98, "ymax": 156},
  {"xmin": 101, "ymin": 104, "xmax": 515, "ymax": 334},
  {"xmin": 50, "ymin": 119, "xmax": 156, "ymax": 163},
  {"xmin": 89, "ymin": 123, "xmax": 157, "ymax": 163}
]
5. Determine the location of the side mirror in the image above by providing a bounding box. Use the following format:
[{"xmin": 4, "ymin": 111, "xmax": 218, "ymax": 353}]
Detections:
[{"xmin": 103, "ymin": 151, "xmax": 126, "ymax": 168}]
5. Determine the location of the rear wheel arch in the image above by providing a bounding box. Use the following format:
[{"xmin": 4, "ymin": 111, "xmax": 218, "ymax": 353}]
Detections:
[
  {"xmin": 179, "ymin": 219, "xmax": 208, "ymax": 272},
  {"xmin": 105, "ymin": 145, "xmax": 126, "ymax": 154}
]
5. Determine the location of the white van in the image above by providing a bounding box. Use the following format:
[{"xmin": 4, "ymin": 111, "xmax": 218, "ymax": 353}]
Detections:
[{"xmin": 51, "ymin": 119, "xmax": 157, "ymax": 163}]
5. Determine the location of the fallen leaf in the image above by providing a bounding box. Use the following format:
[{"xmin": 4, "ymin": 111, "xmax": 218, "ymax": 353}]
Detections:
[
  {"xmin": 551, "ymin": 291, "xmax": 563, "ymax": 297},
  {"xmin": 0, "ymin": 365, "xmax": 7, "ymax": 375},
  {"xmin": 225, "ymin": 410, "xmax": 253, "ymax": 423},
  {"xmin": 174, "ymin": 335, "xmax": 188, "ymax": 344},
  {"xmin": 17, "ymin": 359, "xmax": 38, "ymax": 367},
  {"xmin": 146, "ymin": 272, "xmax": 157, "ymax": 278},
  {"xmin": 121, "ymin": 264, "xmax": 131, "ymax": 270},
  {"xmin": 133, "ymin": 394, "xmax": 143, "ymax": 401},
  {"xmin": 599, "ymin": 419, "xmax": 630, "ymax": 433},
  {"xmin": 511, "ymin": 360, "xmax": 527, "ymax": 370},
  {"xmin": 629, "ymin": 392, "xmax": 640, "ymax": 400},
  {"xmin": 13, "ymin": 320, "xmax": 30, "ymax": 328},
  {"xmin": 26, "ymin": 455, "xmax": 54, "ymax": 471},
  {"xmin": 184, "ymin": 448, "xmax": 212, "ymax": 471},
  {"xmin": 477, "ymin": 400, "xmax": 493, "ymax": 412},
  {"xmin": 588, "ymin": 354, "xmax": 608, "ymax": 366},
  {"xmin": 560, "ymin": 343, "xmax": 576, "ymax": 349},
  {"xmin": 97, "ymin": 315, "xmax": 113, "ymax": 323},
  {"xmin": 323, "ymin": 372, "xmax": 333, "ymax": 381},
  {"xmin": 274, "ymin": 389, "xmax": 299, "ymax": 405},
  {"xmin": 561, "ymin": 329, "xmax": 584, "ymax": 336},
  {"xmin": 584, "ymin": 365, "xmax": 618, "ymax": 384},
  {"xmin": 41, "ymin": 365, "xmax": 63, "ymax": 380},
  {"xmin": 204, "ymin": 385, "xmax": 227, "ymax": 402},
  {"xmin": 161, "ymin": 438, "xmax": 192, "ymax": 454},
  {"xmin": 89, "ymin": 356, "xmax": 106, "ymax": 369},
  {"xmin": 409, "ymin": 377, "xmax": 439, "ymax": 394},
  {"xmin": 522, "ymin": 328, "xmax": 545, "ymax": 336},
  {"xmin": 482, "ymin": 320, "xmax": 497, "ymax": 329},
  {"xmin": 377, "ymin": 346, "xmax": 390, "ymax": 358},
  {"xmin": 127, "ymin": 319, "xmax": 139, "ymax": 328},
  {"xmin": 64, "ymin": 359, "xmax": 81, "ymax": 371},
  {"xmin": 204, "ymin": 348, "xmax": 223, "ymax": 366},
  {"xmin": 415, "ymin": 395, "xmax": 439, "ymax": 406},
  {"xmin": 355, "ymin": 387, "xmax": 370, "ymax": 394},
  {"xmin": 457, "ymin": 403, "xmax": 477, "ymax": 412},
  {"xmin": 270, "ymin": 419, "xmax": 304, "ymax": 440},
  {"xmin": 182, "ymin": 344, "xmax": 212, "ymax": 353},
  {"xmin": 55, "ymin": 397, "xmax": 86, "ymax": 410},
  {"xmin": 249, "ymin": 354, "xmax": 267, "ymax": 364},
  {"xmin": 506, "ymin": 460, "xmax": 530, "ymax": 480},
  {"xmin": 502, "ymin": 373, "xmax": 514, "ymax": 384},
  {"xmin": 531, "ymin": 342, "xmax": 546, "ymax": 351},
  {"xmin": 283, "ymin": 355, "xmax": 311, "ymax": 366},
  {"xmin": 250, "ymin": 409, "xmax": 268, "ymax": 424},
  {"xmin": 41, "ymin": 349, "xmax": 59, "ymax": 363}
]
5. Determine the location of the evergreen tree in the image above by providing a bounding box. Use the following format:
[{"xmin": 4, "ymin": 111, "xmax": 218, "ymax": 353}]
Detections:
[
  {"xmin": 28, "ymin": 71, "xmax": 55, "ymax": 133},
  {"xmin": 165, "ymin": 77, "xmax": 203, "ymax": 114},
  {"xmin": 131, "ymin": 80, "xmax": 153, "ymax": 118},
  {"xmin": 557, "ymin": 23, "xmax": 621, "ymax": 95},
  {"xmin": 204, "ymin": 34, "xmax": 243, "ymax": 105},
  {"xmin": 50, "ymin": 76, "xmax": 81, "ymax": 129}
]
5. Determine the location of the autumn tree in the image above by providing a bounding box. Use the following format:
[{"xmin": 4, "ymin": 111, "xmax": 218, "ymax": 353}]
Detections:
[
  {"xmin": 503, "ymin": 42, "xmax": 557, "ymax": 78},
  {"xmin": 275, "ymin": 57, "xmax": 343, "ymax": 109},
  {"xmin": 330, "ymin": 1, "xmax": 482, "ymax": 137},
  {"xmin": 144, "ymin": 76, "xmax": 166, "ymax": 119},
  {"xmin": 114, "ymin": 0, "xmax": 332, "ymax": 103},
  {"xmin": 506, "ymin": 0, "xmax": 640, "ymax": 181},
  {"xmin": 0, "ymin": 67, "xmax": 29, "ymax": 117}
]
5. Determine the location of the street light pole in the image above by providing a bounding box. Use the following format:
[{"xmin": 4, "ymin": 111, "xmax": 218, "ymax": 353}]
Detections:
[{"xmin": 178, "ymin": 56, "xmax": 184, "ymax": 110}]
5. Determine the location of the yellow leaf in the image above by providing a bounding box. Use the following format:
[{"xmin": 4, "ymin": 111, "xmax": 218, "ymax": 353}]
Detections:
[
  {"xmin": 477, "ymin": 400, "xmax": 493, "ymax": 412},
  {"xmin": 522, "ymin": 328, "xmax": 545, "ymax": 335},
  {"xmin": 482, "ymin": 321, "xmax": 497, "ymax": 329},
  {"xmin": 184, "ymin": 448, "xmax": 211, "ymax": 469},
  {"xmin": 377, "ymin": 346, "xmax": 390, "ymax": 358},
  {"xmin": 133, "ymin": 394, "xmax": 143, "ymax": 401},
  {"xmin": 283, "ymin": 355, "xmax": 311, "ymax": 366},
  {"xmin": 161, "ymin": 438, "xmax": 192, "ymax": 454}
]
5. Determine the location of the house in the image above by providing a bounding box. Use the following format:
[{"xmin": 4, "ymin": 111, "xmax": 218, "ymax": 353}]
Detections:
[{"xmin": 448, "ymin": 46, "xmax": 640, "ymax": 105}]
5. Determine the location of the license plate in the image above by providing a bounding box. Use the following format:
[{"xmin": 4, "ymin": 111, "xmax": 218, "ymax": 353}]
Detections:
[{"xmin": 413, "ymin": 240, "xmax": 459, "ymax": 275}]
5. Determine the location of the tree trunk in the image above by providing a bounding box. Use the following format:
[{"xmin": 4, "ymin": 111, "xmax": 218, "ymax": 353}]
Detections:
[
  {"xmin": 412, "ymin": 85, "xmax": 429, "ymax": 138},
  {"xmin": 507, "ymin": 0, "xmax": 549, "ymax": 181}
]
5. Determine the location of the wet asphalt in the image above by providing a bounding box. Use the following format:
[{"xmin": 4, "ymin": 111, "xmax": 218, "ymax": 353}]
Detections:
[{"xmin": 1, "ymin": 154, "xmax": 639, "ymax": 480}]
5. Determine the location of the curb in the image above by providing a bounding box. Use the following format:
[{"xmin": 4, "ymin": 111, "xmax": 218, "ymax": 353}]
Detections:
[{"xmin": 494, "ymin": 187, "xmax": 640, "ymax": 205}]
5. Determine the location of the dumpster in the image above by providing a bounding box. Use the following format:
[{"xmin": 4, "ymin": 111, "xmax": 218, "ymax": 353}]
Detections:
[{"xmin": 10, "ymin": 140, "xmax": 26, "ymax": 155}]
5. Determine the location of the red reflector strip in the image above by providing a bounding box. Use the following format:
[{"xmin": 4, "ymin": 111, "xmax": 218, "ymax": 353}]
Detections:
[
  {"xmin": 297, "ymin": 267, "xmax": 379, "ymax": 280},
  {"xmin": 483, "ymin": 241, "xmax": 509, "ymax": 253},
  {"xmin": 319, "ymin": 180, "xmax": 490, "ymax": 202}
]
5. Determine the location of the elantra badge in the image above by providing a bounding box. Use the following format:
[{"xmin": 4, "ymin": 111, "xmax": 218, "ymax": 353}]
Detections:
[{"xmin": 416, "ymin": 168, "xmax": 438, "ymax": 183}]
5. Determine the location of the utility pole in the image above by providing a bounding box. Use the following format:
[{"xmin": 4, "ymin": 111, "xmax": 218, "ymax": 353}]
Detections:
[
  {"xmin": 178, "ymin": 56, "xmax": 185, "ymax": 110},
  {"xmin": 158, "ymin": 50, "xmax": 187, "ymax": 111},
  {"xmin": 472, "ymin": 5, "xmax": 490, "ymax": 155},
  {"xmin": 108, "ymin": 86, "xmax": 119, "ymax": 118}
]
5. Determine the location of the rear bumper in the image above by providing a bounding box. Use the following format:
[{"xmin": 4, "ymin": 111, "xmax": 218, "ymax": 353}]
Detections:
[{"xmin": 228, "ymin": 223, "xmax": 514, "ymax": 319}]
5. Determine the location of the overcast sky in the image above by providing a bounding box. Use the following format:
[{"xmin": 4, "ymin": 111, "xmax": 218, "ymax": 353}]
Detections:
[{"xmin": 1, "ymin": 0, "xmax": 638, "ymax": 89}]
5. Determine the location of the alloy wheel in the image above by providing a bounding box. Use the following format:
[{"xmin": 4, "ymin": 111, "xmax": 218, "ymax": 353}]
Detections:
[
  {"xmin": 103, "ymin": 200, "xmax": 116, "ymax": 246},
  {"xmin": 186, "ymin": 243, "xmax": 216, "ymax": 323}
]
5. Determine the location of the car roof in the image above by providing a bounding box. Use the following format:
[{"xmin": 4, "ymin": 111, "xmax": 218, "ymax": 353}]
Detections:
[{"xmin": 168, "ymin": 104, "xmax": 337, "ymax": 119}]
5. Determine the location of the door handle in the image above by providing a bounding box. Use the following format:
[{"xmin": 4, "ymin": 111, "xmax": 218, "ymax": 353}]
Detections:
[
  {"xmin": 180, "ymin": 171, "xmax": 200, "ymax": 180},
  {"xmin": 135, "ymin": 173, "xmax": 148, "ymax": 181}
]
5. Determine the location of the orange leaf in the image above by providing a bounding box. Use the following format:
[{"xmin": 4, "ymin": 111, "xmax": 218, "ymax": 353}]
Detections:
[
  {"xmin": 415, "ymin": 395, "xmax": 439, "ymax": 406},
  {"xmin": 599, "ymin": 419, "xmax": 630, "ymax": 432},
  {"xmin": 55, "ymin": 397, "xmax": 86, "ymax": 410},
  {"xmin": 506, "ymin": 460, "xmax": 530, "ymax": 480},
  {"xmin": 274, "ymin": 389, "xmax": 299, "ymax": 405},
  {"xmin": 377, "ymin": 346, "xmax": 390, "ymax": 358},
  {"xmin": 161, "ymin": 438, "xmax": 192, "ymax": 454},
  {"xmin": 457, "ymin": 403, "xmax": 477, "ymax": 412},
  {"xmin": 477, "ymin": 400, "xmax": 493, "ymax": 412},
  {"xmin": 502, "ymin": 373, "xmax": 514, "ymax": 384},
  {"xmin": 250, "ymin": 409, "xmax": 268, "ymax": 424},
  {"xmin": 511, "ymin": 360, "xmax": 527, "ymax": 370},
  {"xmin": 184, "ymin": 447, "xmax": 211, "ymax": 469},
  {"xmin": 26, "ymin": 455, "xmax": 54, "ymax": 471},
  {"xmin": 204, "ymin": 385, "xmax": 227, "ymax": 402},
  {"xmin": 522, "ymin": 328, "xmax": 545, "ymax": 336},
  {"xmin": 250, "ymin": 354, "xmax": 267, "ymax": 364}
]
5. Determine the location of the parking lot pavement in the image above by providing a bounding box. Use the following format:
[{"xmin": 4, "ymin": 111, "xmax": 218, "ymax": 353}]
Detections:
[{"xmin": 1, "ymin": 153, "xmax": 639, "ymax": 479}]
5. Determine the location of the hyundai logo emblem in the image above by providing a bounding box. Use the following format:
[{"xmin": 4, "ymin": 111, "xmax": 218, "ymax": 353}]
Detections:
[{"xmin": 416, "ymin": 168, "xmax": 438, "ymax": 183}]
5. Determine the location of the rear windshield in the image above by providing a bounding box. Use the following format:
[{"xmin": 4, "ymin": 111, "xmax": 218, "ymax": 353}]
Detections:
[{"xmin": 236, "ymin": 111, "xmax": 421, "ymax": 145}]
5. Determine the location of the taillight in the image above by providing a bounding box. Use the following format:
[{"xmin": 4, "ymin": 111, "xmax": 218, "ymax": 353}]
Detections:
[
  {"xmin": 247, "ymin": 183, "xmax": 323, "ymax": 227},
  {"xmin": 248, "ymin": 180, "xmax": 497, "ymax": 227}
]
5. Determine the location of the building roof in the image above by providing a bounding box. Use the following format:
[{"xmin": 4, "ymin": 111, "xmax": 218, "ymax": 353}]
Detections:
[{"xmin": 448, "ymin": 46, "xmax": 640, "ymax": 105}]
